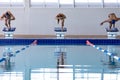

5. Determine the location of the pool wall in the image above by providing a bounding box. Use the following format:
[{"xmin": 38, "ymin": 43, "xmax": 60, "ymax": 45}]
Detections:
[{"xmin": 0, "ymin": 39, "xmax": 120, "ymax": 45}]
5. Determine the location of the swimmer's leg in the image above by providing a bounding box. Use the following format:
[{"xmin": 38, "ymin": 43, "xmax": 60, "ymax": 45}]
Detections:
[
  {"xmin": 7, "ymin": 19, "xmax": 11, "ymax": 29},
  {"xmin": 113, "ymin": 24, "xmax": 115, "ymax": 28},
  {"xmin": 109, "ymin": 23, "xmax": 112, "ymax": 29}
]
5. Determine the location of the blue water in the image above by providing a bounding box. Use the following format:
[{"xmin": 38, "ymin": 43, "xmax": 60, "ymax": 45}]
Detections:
[{"xmin": 0, "ymin": 44, "xmax": 120, "ymax": 80}]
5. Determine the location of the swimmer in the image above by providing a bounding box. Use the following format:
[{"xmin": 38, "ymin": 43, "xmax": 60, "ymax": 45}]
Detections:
[
  {"xmin": 0, "ymin": 10, "xmax": 15, "ymax": 30},
  {"xmin": 100, "ymin": 13, "xmax": 120, "ymax": 29},
  {"xmin": 56, "ymin": 13, "xmax": 66, "ymax": 30}
]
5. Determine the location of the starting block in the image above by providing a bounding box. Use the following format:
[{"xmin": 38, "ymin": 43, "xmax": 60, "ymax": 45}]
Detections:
[
  {"xmin": 54, "ymin": 27, "xmax": 67, "ymax": 39},
  {"xmin": 3, "ymin": 27, "xmax": 16, "ymax": 39},
  {"xmin": 106, "ymin": 28, "xmax": 119, "ymax": 39}
]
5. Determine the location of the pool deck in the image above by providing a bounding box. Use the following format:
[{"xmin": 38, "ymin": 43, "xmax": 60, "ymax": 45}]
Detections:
[{"xmin": 0, "ymin": 34, "xmax": 119, "ymax": 45}]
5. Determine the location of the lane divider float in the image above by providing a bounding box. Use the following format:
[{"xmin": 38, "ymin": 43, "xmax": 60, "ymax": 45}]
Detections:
[
  {"xmin": 0, "ymin": 40, "xmax": 37, "ymax": 62},
  {"xmin": 86, "ymin": 40, "xmax": 120, "ymax": 62}
]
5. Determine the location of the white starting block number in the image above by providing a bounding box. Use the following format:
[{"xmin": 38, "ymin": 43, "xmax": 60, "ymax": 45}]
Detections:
[
  {"xmin": 106, "ymin": 28, "xmax": 119, "ymax": 39},
  {"xmin": 3, "ymin": 27, "xmax": 16, "ymax": 39},
  {"xmin": 107, "ymin": 32, "xmax": 118, "ymax": 39},
  {"xmin": 54, "ymin": 27, "xmax": 67, "ymax": 39}
]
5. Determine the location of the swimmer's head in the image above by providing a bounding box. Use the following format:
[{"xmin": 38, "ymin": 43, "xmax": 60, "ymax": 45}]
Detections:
[{"xmin": 108, "ymin": 13, "xmax": 117, "ymax": 20}]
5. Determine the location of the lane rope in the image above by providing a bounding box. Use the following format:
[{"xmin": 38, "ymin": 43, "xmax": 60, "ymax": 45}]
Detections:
[
  {"xmin": 86, "ymin": 40, "xmax": 120, "ymax": 62},
  {"xmin": 0, "ymin": 40, "xmax": 37, "ymax": 62}
]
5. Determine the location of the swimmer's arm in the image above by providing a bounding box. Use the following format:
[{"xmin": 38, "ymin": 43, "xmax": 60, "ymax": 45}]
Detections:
[
  {"xmin": 117, "ymin": 18, "xmax": 120, "ymax": 21},
  {"xmin": 100, "ymin": 19, "xmax": 110, "ymax": 25},
  {"xmin": 8, "ymin": 11, "xmax": 15, "ymax": 20},
  {"xmin": 0, "ymin": 14, "xmax": 5, "ymax": 20},
  {"xmin": 11, "ymin": 14, "xmax": 15, "ymax": 20}
]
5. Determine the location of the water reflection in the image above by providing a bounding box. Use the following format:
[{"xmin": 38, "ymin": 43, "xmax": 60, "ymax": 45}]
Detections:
[
  {"xmin": 55, "ymin": 46, "xmax": 67, "ymax": 80},
  {"xmin": 101, "ymin": 45, "xmax": 120, "ymax": 69},
  {"xmin": 0, "ymin": 47, "xmax": 15, "ymax": 71},
  {"xmin": 107, "ymin": 45, "xmax": 117, "ymax": 65},
  {"xmin": 0, "ymin": 45, "xmax": 120, "ymax": 80},
  {"xmin": 31, "ymin": 45, "xmax": 120, "ymax": 80},
  {"xmin": 54, "ymin": 46, "xmax": 66, "ymax": 68}
]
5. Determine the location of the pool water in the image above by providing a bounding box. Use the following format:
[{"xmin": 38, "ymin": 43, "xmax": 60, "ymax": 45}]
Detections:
[{"xmin": 0, "ymin": 44, "xmax": 120, "ymax": 80}]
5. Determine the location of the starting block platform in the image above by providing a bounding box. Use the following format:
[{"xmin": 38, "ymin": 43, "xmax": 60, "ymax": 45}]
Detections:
[
  {"xmin": 106, "ymin": 28, "xmax": 119, "ymax": 39},
  {"xmin": 54, "ymin": 27, "xmax": 67, "ymax": 39},
  {"xmin": 3, "ymin": 27, "xmax": 16, "ymax": 39}
]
